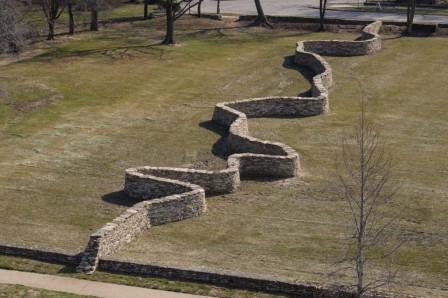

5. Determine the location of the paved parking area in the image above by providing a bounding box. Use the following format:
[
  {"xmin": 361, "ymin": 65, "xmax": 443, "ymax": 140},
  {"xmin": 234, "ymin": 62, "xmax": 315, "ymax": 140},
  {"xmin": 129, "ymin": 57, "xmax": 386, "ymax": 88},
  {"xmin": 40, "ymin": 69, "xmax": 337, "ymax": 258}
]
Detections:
[{"xmin": 199, "ymin": 0, "xmax": 448, "ymax": 24}]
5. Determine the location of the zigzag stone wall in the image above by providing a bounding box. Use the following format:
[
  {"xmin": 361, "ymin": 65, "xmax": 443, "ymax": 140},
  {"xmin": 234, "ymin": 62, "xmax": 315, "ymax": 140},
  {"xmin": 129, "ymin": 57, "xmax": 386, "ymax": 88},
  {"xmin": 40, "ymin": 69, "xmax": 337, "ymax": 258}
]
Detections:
[
  {"xmin": 76, "ymin": 21, "xmax": 382, "ymax": 274},
  {"xmin": 77, "ymin": 181, "xmax": 206, "ymax": 273},
  {"xmin": 300, "ymin": 21, "xmax": 382, "ymax": 56}
]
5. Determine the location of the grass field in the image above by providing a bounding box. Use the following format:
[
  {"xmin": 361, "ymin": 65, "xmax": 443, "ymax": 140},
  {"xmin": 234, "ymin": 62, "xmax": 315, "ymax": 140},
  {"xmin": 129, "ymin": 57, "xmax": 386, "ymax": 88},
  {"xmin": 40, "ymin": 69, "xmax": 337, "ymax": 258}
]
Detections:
[
  {"xmin": 0, "ymin": 256, "xmax": 286, "ymax": 298},
  {"xmin": 0, "ymin": 16, "xmax": 447, "ymax": 297},
  {"xmin": 0, "ymin": 283, "xmax": 94, "ymax": 298},
  {"xmin": 25, "ymin": 2, "xmax": 158, "ymax": 30}
]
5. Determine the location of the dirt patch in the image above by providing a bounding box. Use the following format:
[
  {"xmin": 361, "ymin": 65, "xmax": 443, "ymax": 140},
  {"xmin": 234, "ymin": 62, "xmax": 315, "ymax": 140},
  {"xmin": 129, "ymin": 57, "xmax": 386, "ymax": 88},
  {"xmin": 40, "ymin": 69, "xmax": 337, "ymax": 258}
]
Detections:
[
  {"xmin": 14, "ymin": 95, "xmax": 62, "ymax": 112},
  {"xmin": 189, "ymin": 159, "xmax": 225, "ymax": 171},
  {"xmin": 0, "ymin": 78, "xmax": 63, "ymax": 113}
]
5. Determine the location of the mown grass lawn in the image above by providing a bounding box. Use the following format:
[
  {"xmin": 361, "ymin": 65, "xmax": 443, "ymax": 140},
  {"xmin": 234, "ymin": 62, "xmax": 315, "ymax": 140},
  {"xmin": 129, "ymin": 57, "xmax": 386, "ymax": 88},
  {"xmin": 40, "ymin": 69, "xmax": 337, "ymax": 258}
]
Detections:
[
  {"xmin": 0, "ymin": 17, "xmax": 447, "ymax": 297},
  {"xmin": 0, "ymin": 256, "xmax": 287, "ymax": 298},
  {"xmin": 25, "ymin": 2, "xmax": 158, "ymax": 30},
  {"xmin": 0, "ymin": 283, "xmax": 94, "ymax": 298}
]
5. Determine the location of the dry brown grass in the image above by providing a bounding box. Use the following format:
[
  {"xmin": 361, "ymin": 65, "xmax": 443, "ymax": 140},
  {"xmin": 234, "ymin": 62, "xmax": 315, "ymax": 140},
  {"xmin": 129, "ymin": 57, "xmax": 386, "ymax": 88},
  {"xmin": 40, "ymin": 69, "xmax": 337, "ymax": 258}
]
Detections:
[{"xmin": 0, "ymin": 17, "xmax": 447, "ymax": 297}]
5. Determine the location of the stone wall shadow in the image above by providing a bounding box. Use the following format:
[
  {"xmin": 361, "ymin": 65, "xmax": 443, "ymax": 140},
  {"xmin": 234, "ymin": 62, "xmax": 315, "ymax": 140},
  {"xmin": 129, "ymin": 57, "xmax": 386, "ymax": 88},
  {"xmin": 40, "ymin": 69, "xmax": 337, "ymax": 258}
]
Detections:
[
  {"xmin": 199, "ymin": 120, "xmax": 230, "ymax": 161},
  {"xmin": 57, "ymin": 265, "xmax": 77, "ymax": 274},
  {"xmin": 282, "ymin": 55, "xmax": 314, "ymax": 97},
  {"xmin": 102, "ymin": 190, "xmax": 142, "ymax": 207}
]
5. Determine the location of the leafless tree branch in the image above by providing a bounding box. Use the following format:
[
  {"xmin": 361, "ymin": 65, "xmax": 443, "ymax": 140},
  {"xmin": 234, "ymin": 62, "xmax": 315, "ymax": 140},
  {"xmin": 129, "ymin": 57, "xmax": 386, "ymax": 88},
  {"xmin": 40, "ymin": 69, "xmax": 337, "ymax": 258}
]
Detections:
[{"xmin": 333, "ymin": 99, "xmax": 401, "ymax": 297}]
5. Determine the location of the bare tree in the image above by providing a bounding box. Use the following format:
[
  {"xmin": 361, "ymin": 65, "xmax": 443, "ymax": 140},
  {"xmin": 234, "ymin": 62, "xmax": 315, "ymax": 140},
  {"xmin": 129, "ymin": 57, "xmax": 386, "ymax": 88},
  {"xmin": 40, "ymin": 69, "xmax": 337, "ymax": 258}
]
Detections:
[
  {"xmin": 0, "ymin": 0, "xmax": 30, "ymax": 53},
  {"xmin": 406, "ymin": 0, "xmax": 416, "ymax": 35},
  {"xmin": 318, "ymin": 0, "xmax": 328, "ymax": 32},
  {"xmin": 90, "ymin": 0, "xmax": 99, "ymax": 31},
  {"xmin": 144, "ymin": 0, "xmax": 150, "ymax": 19},
  {"xmin": 40, "ymin": 0, "xmax": 66, "ymax": 40},
  {"xmin": 75, "ymin": 0, "xmax": 111, "ymax": 32},
  {"xmin": 335, "ymin": 101, "xmax": 400, "ymax": 297},
  {"xmin": 216, "ymin": 0, "xmax": 220, "ymax": 14},
  {"xmin": 197, "ymin": 0, "xmax": 203, "ymax": 18},
  {"xmin": 253, "ymin": 0, "xmax": 272, "ymax": 27},
  {"xmin": 157, "ymin": 0, "xmax": 201, "ymax": 44},
  {"xmin": 67, "ymin": 0, "xmax": 75, "ymax": 34}
]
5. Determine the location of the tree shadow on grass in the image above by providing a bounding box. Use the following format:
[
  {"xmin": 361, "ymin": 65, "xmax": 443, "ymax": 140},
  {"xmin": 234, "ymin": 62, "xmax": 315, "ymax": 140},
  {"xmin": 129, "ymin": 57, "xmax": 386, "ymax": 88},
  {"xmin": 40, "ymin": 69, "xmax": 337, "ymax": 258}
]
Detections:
[
  {"xmin": 102, "ymin": 190, "xmax": 142, "ymax": 207},
  {"xmin": 23, "ymin": 43, "xmax": 166, "ymax": 63}
]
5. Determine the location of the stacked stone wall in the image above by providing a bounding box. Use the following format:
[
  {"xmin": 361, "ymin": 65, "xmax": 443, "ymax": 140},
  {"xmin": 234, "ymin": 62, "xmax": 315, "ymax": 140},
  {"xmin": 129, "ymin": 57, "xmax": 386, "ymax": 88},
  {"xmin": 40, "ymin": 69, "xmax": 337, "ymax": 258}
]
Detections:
[
  {"xmin": 147, "ymin": 189, "xmax": 206, "ymax": 226},
  {"xmin": 98, "ymin": 257, "xmax": 352, "ymax": 297},
  {"xmin": 0, "ymin": 242, "xmax": 407, "ymax": 297},
  {"xmin": 300, "ymin": 21, "xmax": 382, "ymax": 56},
  {"xmin": 77, "ymin": 172, "xmax": 207, "ymax": 273},
  {"xmin": 237, "ymin": 154, "xmax": 299, "ymax": 178},
  {"xmin": 132, "ymin": 166, "xmax": 240, "ymax": 195},
  {"xmin": 75, "ymin": 21, "xmax": 383, "ymax": 276},
  {"xmin": 97, "ymin": 256, "xmax": 414, "ymax": 298},
  {"xmin": 77, "ymin": 202, "xmax": 149, "ymax": 273},
  {"xmin": 124, "ymin": 171, "xmax": 194, "ymax": 200},
  {"xmin": 0, "ymin": 242, "xmax": 81, "ymax": 265}
]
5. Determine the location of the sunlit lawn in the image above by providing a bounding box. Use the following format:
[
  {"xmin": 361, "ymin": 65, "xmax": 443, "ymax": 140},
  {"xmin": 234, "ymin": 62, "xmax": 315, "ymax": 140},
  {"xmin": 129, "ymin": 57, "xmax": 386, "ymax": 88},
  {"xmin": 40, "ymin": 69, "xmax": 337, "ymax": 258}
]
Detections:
[{"xmin": 0, "ymin": 16, "xmax": 447, "ymax": 297}]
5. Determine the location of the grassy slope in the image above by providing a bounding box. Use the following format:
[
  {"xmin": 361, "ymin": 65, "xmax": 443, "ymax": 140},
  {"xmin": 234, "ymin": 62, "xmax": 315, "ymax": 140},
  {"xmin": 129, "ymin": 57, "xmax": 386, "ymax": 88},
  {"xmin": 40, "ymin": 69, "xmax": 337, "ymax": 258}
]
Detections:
[{"xmin": 0, "ymin": 18, "xmax": 447, "ymax": 297}]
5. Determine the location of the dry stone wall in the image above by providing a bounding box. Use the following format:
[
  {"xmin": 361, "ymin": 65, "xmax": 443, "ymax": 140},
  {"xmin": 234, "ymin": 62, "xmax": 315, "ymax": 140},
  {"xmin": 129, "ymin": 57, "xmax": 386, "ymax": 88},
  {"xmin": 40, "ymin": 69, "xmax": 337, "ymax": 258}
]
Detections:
[
  {"xmin": 77, "ymin": 182, "xmax": 206, "ymax": 273},
  {"xmin": 0, "ymin": 242, "xmax": 408, "ymax": 297},
  {"xmin": 76, "ymin": 21, "xmax": 383, "ymax": 275},
  {"xmin": 98, "ymin": 257, "xmax": 354, "ymax": 297},
  {"xmin": 0, "ymin": 242, "xmax": 82, "ymax": 265},
  {"xmin": 127, "ymin": 166, "xmax": 240, "ymax": 195},
  {"xmin": 301, "ymin": 21, "xmax": 382, "ymax": 56}
]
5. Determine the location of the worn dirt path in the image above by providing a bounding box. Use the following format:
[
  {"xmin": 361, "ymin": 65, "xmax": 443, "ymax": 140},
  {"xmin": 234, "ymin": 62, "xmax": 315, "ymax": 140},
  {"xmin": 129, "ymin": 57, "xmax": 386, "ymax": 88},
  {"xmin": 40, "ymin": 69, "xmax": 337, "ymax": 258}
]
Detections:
[{"xmin": 0, "ymin": 269, "xmax": 213, "ymax": 298}]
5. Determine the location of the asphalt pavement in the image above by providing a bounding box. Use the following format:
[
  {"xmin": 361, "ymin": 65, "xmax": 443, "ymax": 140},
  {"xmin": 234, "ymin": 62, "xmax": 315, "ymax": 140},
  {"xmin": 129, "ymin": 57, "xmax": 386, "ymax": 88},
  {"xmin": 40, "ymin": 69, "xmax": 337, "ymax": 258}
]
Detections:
[{"xmin": 199, "ymin": 0, "xmax": 448, "ymax": 24}]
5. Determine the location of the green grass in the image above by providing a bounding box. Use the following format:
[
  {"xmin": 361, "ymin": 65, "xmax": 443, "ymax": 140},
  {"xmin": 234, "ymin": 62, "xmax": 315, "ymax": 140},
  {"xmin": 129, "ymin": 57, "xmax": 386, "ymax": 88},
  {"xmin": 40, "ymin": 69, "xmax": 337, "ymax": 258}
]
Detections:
[
  {"xmin": 0, "ymin": 283, "xmax": 94, "ymax": 298},
  {"xmin": 0, "ymin": 256, "xmax": 286, "ymax": 298},
  {"xmin": 25, "ymin": 3, "xmax": 158, "ymax": 31},
  {"xmin": 0, "ymin": 17, "xmax": 447, "ymax": 297}
]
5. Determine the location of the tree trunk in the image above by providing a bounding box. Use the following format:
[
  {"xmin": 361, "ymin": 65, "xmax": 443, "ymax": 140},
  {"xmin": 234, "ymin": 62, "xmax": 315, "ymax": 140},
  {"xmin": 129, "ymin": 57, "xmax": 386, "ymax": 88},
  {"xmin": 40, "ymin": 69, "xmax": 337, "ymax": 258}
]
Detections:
[
  {"xmin": 8, "ymin": 42, "xmax": 19, "ymax": 53},
  {"xmin": 253, "ymin": 0, "xmax": 271, "ymax": 27},
  {"xmin": 43, "ymin": 0, "xmax": 65, "ymax": 40},
  {"xmin": 198, "ymin": 0, "xmax": 202, "ymax": 18},
  {"xmin": 357, "ymin": 230, "xmax": 364, "ymax": 297},
  {"xmin": 319, "ymin": 0, "xmax": 327, "ymax": 32},
  {"xmin": 406, "ymin": 0, "xmax": 416, "ymax": 35},
  {"xmin": 217, "ymin": 0, "xmax": 221, "ymax": 14},
  {"xmin": 90, "ymin": 3, "xmax": 99, "ymax": 31},
  {"xmin": 162, "ymin": 3, "xmax": 174, "ymax": 44},
  {"xmin": 144, "ymin": 0, "xmax": 149, "ymax": 20},
  {"xmin": 68, "ymin": 2, "xmax": 74, "ymax": 35},
  {"xmin": 47, "ymin": 21, "xmax": 55, "ymax": 40}
]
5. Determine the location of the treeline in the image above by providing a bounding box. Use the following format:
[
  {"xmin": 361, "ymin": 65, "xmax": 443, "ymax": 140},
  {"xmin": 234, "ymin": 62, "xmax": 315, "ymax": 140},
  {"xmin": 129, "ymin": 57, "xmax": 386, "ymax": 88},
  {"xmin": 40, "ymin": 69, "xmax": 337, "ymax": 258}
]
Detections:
[
  {"xmin": 0, "ymin": 0, "xmax": 155, "ymax": 54},
  {"xmin": 2, "ymin": 0, "xmax": 421, "ymax": 54},
  {"xmin": 0, "ymin": 0, "xmax": 270, "ymax": 53}
]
